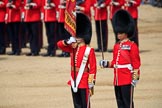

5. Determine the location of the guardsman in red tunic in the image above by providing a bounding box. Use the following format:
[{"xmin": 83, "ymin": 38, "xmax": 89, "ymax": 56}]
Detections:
[
  {"xmin": 41, "ymin": 0, "xmax": 59, "ymax": 57},
  {"xmin": 6, "ymin": 0, "xmax": 21, "ymax": 55},
  {"xmin": 24, "ymin": 0, "xmax": 41, "ymax": 56},
  {"xmin": 57, "ymin": 13, "xmax": 97, "ymax": 108},
  {"xmin": 123, "ymin": 0, "xmax": 140, "ymax": 46},
  {"xmin": 57, "ymin": 0, "xmax": 71, "ymax": 57},
  {"xmin": 93, "ymin": 0, "xmax": 111, "ymax": 52},
  {"xmin": 109, "ymin": 0, "xmax": 125, "ymax": 43},
  {"xmin": 20, "ymin": 0, "xmax": 28, "ymax": 48},
  {"xmin": 99, "ymin": 10, "xmax": 141, "ymax": 108},
  {"xmin": 0, "ymin": 0, "xmax": 7, "ymax": 54},
  {"xmin": 76, "ymin": 0, "xmax": 92, "ymax": 18}
]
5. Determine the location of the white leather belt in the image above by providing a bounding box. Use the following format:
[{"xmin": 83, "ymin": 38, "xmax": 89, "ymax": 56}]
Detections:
[{"xmin": 114, "ymin": 64, "xmax": 133, "ymax": 72}]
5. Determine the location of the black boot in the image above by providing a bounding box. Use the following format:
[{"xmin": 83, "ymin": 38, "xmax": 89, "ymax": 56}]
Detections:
[{"xmin": 0, "ymin": 48, "xmax": 6, "ymax": 55}]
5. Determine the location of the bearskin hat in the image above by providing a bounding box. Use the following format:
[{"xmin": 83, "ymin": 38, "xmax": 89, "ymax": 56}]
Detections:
[
  {"xmin": 112, "ymin": 9, "xmax": 135, "ymax": 37},
  {"xmin": 76, "ymin": 13, "xmax": 92, "ymax": 44}
]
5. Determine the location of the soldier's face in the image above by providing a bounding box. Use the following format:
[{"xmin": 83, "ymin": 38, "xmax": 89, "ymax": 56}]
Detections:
[
  {"xmin": 117, "ymin": 33, "xmax": 128, "ymax": 41},
  {"xmin": 72, "ymin": 42, "xmax": 78, "ymax": 48}
]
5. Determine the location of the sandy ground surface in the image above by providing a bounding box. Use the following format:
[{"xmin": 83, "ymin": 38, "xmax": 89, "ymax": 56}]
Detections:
[{"xmin": 0, "ymin": 5, "xmax": 162, "ymax": 108}]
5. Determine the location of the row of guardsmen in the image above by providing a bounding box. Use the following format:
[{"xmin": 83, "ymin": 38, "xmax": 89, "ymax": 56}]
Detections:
[{"xmin": 0, "ymin": 0, "xmax": 140, "ymax": 57}]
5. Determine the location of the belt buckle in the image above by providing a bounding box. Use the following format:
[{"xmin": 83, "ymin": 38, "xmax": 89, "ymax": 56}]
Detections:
[
  {"xmin": 83, "ymin": 55, "xmax": 88, "ymax": 64},
  {"xmin": 114, "ymin": 65, "xmax": 118, "ymax": 68}
]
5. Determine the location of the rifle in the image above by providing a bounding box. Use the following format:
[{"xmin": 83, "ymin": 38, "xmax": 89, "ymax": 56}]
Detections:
[
  {"xmin": 8, "ymin": 0, "xmax": 14, "ymax": 9},
  {"xmin": 47, "ymin": 0, "xmax": 51, "ymax": 4},
  {"xmin": 97, "ymin": 0, "xmax": 105, "ymax": 7},
  {"xmin": 76, "ymin": 0, "xmax": 84, "ymax": 5},
  {"xmin": 8, "ymin": 0, "xmax": 13, "ymax": 3},
  {"xmin": 27, "ymin": 0, "xmax": 32, "ymax": 3},
  {"xmin": 26, "ymin": 0, "xmax": 32, "ymax": 9},
  {"xmin": 46, "ymin": 0, "xmax": 52, "ymax": 8},
  {"xmin": 125, "ymin": 0, "xmax": 135, "ymax": 8},
  {"xmin": 76, "ymin": 0, "xmax": 84, "ymax": 13}
]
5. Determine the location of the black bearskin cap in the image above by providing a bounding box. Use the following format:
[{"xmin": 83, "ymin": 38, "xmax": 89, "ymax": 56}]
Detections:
[
  {"xmin": 112, "ymin": 9, "xmax": 135, "ymax": 37},
  {"xmin": 76, "ymin": 13, "xmax": 92, "ymax": 44}
]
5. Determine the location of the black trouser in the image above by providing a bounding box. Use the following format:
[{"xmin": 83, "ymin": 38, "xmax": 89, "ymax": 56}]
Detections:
[
  {"xmin": 130, "ymin": 19, "xmax": 139, "ymax": 46},
  {"xmin": 7, "ymin": 22, "xmax": 21, "ymax": 53},
  {"xmin": 45, "ymin": 22, "xmax": 57, "ymax": 54},
  {"xmin": 0, "ymin": 22, "xmax": 6, "ymax": 53},
  {"xmin": 95, "ymin": 20, "xmax": 108, "ymax": 51},
  {"xmin": 114, "ymin": 84, "xmax": 134, "ymax": 108},
  {"xmin": 20, "ymin": 22, "xmax": 28, "ymax": 48},
  {"xmin": 38, "ymin": 21, "xmax": 43, "ymax": 48},
  {"xmin": 71, "ymin": 88, "xmax": 89, "ymax": 108},
  {"xmin": 26, "ymin": 22, "xmax": 40, "ymax": 54}
]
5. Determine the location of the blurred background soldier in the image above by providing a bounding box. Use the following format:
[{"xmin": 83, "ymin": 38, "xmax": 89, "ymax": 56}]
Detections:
[
  {"xmin": 24, "ymin": 0, "xmax": 41, "ymax": 56},
  {"xmin": 6, "ymin": 0, "xmax": 21, "ymax": 55},
  {"xmin": 20, "ymin": 0, "xmax": 28, "ymax": 48},
  {"xmin": 76, "ymin": 0, "xmax": 92, "ymax": 18},
  {"xmin": 93, "ymin": 0, "xmax": 111, "ymax": 52},
  {"xmin": 123, "ymin": 0, "xmax": 141, "ymax": 46},
  {"xmin": 0, "ymin": 0, "xmax": 7, "ymax": 54},
  {"xmin": 109, "ymin": 0, "xmax": 125, "ymax": 43},
  {"xmin": 41, "ymin": 0, "xmax": 59, "ymax": 57},
  {"xmin": 57, "ymin": 0, "xmax": 70, "ymax": 57}
]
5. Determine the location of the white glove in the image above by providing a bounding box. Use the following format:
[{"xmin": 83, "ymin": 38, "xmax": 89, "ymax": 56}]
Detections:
[
  {"xmin": 21, "ymin": 12, "xmax": 25, "ymax": 20},
  {"xmin": 100, "ymin": 3, "xmax": 106, "ymax": 8},
  {"xmin": 24, "ymin": 5, "xmax": 30, "ymax": 10},
  {"xmin": 58, "ymin": 5, "xmax": 66, "ymax": 9},
  {"xmin": 124, "ymin": 3, "xmax": 131, "ymax": 7},
  {"xmin": 131, "ymin": 80, "xmax": 138, "ymax": 87},
  {"xmin": 0, "ymin": 1, "xmax": 4, "ymax": 5},
  {"xmin": 6, "ymin": 3, "xmax": 11, "ymax": 7},
  {"xmin": 112, "ymin": 2, "xmax": 119, "ymax": 6},
  {"xmin": 88, "ymin": 74, "xmax": 95, "ymax": 88},
  {"xmin": 89, "ymin": 83, "xmax": 94, "ymax": 88},
  {"xmin": 67, "ymin": 37, "xmax": 76, "ymax": 44},
  {"xmin": 10, "ymin": 4, "xmax": 16, "ymax": 9},
  {"xmin": 29, "ymin": 3, "xmax": 37, "ymax": 7},
  {"xmin": 76, "ymin": 5, "xmax": 84, "ymax": 12},
  {"xmin": 99, "ymin": 60, "xmax": 108, "ymax": 68},
  {"xmin": 131, "ymin": 69, "xmax": 139, "ymax": 87},
  {"xmin": 44, "ymin": 5, "xmax": 51, "ymax": 9},
  {"xmin": 94, "ymin": 3, "xmax": 98, "ymax": 7},
  {"xmin": 130, "ymin": 0, "xmax": 137, "ymax": 4},
  {"xmin": 50, "ymin": 3, "xmax": 55, "ymax": 7},
  {"xmin": 88, "ymin": 74, "xmax": 95, "ymax": 96},
  {"xmin": 41, "ymin": 12, "xmax": 44, "ymax": 20}
]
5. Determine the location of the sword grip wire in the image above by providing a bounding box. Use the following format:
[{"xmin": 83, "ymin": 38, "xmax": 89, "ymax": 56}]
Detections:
[
  {"xmin": 99, "ymin": 9, "xmax": 104, "ymax": 60},
  {"xmin": 73, "ymin": 48, "xmax": 76, "ymax": 87}
]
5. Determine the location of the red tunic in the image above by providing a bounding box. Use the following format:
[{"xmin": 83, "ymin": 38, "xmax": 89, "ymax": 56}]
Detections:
[
  {"xmin": 24, "ymin": 0, "xmax": 41, "ymax": 22},
  {"xmin": 0, "ymin": 0, "xmax": 7, "ymax": 22},
  {"xmin": 109, "ymin": 0, "xmax": 125, "ymax": 20},
  {"xmin": 110, "ymin": 40, "xmax": 141, "ymax": 86},
  {"xmin": 6, "ymin": 0, "xmax": 21, "ymax": 23},
  {"xmin": 42, "ymin": 0, "xmax": 59, "ymax": 22},
  {"xmin": 123, "ymin": 0, "xmax": 140, "ymax": 19},
  {"xmin": 20, "ymin": 0, "xmax": 25, "ymax": 15},
  {"xmin": 57, "ymin": 1, "xmax": 66, "ymax": 23},
  {"xmin": 93, "ymin": 0, "xmax": 111, "ymax": 20},
  {"xmin": 57, "ymin": 40, "xmax": 97, "ymax": 88},
  {"xmin": 77, "ymin": 0, "xmax": 92, "ymax": 18}
]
